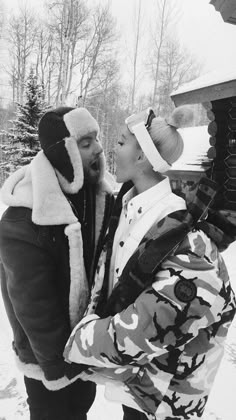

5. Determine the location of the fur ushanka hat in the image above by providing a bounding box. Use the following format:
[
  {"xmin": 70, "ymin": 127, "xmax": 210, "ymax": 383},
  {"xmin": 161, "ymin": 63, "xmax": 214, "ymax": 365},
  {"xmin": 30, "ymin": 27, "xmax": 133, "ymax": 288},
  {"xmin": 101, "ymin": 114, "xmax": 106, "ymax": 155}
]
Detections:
[{"xmin": 39, "ymin": 107, "xmax": 101, "ymax": 194}]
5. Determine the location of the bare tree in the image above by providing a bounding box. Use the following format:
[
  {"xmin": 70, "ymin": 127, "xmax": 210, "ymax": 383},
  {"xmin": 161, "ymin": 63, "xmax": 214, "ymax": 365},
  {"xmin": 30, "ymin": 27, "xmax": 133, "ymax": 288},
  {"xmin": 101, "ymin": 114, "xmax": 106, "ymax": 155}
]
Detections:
[
  {"xmin": 7, "ymin": 5, "xmax": 36, "ymax": 103},
  {"xmin": 78, "ymin": 3, "xmax": 117, "ymax": 104},
  {"xmin": 4, "ymin": 0, "xmax": 118, "ymax": 108},
  {"xmin": 148, "ymin": 0, "xmax": 178, "ymax": 107},
  {"xmin": 47, "ymin": 0, "xmax": 89, "ymax": 105},
  {"xmin": 86, "ymin": 78, "xmax": 127, "ymax": 175},
  {"xmin": 130, "ymin": 0, "xmax": 142, "ymax": 112},
  {"xmin": 0, "ymin": 0, "xmax": 4, "ymax": 38},
  {"xmin": 146, "ymin": 0, "xmax": 201, "ymax": 115},
  {"xmin": 158, "ymin": 38, "xmax": 201, "ymax": 116},
  {"xmin": 8, "ymin": 58, "xmax": 18, "ymax": 104},
  {"xmin": 35, "ymin": 26, "xmax": 55, "ymax": 103}
]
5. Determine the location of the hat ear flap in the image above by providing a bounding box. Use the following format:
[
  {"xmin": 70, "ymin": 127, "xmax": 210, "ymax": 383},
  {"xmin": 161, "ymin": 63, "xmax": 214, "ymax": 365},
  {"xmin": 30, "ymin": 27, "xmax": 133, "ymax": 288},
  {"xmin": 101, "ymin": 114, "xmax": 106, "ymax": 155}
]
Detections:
[
  {"xmin": 55, "ymin": 138, "xmax": 84, "ymax": 194},
  {"xmin": 45, "ymin": 140, "xmax": 75, "ymax": 183}
]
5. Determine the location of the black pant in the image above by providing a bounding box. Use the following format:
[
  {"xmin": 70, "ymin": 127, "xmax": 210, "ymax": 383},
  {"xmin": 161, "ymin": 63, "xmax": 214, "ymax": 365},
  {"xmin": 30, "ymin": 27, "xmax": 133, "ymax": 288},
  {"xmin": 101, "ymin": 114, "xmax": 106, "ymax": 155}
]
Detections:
[
  {"xmin": 24, "ymin": 376, "xmax": 96, "ymax": 420},
  {"xmin": 123, "ymin": 405, "xmax": 148, "ymax": 420}
]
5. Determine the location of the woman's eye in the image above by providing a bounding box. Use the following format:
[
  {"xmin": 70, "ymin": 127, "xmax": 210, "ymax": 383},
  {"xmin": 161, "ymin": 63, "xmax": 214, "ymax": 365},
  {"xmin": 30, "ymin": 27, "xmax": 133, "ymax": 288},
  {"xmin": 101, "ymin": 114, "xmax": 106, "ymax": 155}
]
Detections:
[{"xmin": 118, "ymin": 142, "xmax": 123, "ymax": 146}]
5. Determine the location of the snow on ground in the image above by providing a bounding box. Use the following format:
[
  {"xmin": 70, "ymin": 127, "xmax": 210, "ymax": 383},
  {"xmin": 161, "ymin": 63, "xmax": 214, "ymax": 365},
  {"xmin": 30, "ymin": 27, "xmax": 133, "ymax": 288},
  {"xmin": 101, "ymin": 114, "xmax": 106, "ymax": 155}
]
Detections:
[{"xmin": 0, "ymin": 198, "xmax": 236, "ymax": 420}]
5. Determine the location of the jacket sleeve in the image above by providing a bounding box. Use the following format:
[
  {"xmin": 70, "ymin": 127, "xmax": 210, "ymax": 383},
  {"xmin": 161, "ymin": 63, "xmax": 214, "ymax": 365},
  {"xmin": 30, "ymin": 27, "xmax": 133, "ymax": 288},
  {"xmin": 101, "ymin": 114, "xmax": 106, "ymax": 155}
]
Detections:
[
  {"xmin": 64, "ymin": 230, "xmax": 230, "ymax": 368},
  {"xmin": 0, "ymin": 215, "xmax": 71, "ymax": 382}
]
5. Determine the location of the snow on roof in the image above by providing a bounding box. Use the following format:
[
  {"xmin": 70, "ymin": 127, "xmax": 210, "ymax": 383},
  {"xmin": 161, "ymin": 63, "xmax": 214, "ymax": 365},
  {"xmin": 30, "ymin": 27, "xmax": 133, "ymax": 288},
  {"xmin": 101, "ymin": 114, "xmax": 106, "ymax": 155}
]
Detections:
[
  {"xmin": 171, "ymin": 125, "xmax": 211, "ymax": 172},
  {"xmin": 171, "ymin": 68, "xmax": 236, "ymax": 97}
]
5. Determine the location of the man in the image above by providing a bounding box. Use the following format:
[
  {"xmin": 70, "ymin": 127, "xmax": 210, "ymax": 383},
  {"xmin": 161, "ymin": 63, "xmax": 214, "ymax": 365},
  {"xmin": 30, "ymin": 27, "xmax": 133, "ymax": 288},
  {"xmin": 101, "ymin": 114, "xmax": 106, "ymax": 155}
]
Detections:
[{"xmin": 0, "ymin": 107, "xmax": 114, "ymax": 420}]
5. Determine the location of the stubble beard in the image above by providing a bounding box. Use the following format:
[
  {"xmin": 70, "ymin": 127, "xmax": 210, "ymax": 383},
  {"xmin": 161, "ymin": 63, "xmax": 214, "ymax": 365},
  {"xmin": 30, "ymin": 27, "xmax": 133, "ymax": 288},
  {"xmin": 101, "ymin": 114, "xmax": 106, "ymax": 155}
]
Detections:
[{"xmin": 83, "ymin": 167, "xmax": 100, "ymax": 185}]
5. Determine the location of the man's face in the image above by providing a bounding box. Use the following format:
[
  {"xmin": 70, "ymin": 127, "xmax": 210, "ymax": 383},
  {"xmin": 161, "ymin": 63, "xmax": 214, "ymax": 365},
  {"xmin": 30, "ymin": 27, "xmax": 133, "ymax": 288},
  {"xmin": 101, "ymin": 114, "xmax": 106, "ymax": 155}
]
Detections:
[{"xmin": 77, "ymin": 131, "xmax": 103, "ymax": 184}]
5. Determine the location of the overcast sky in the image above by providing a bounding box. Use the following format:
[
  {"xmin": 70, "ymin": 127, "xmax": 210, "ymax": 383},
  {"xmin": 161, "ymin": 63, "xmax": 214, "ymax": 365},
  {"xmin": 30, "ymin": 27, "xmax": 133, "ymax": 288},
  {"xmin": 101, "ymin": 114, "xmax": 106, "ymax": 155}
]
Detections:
[
  {"xmin": 108, "ymin": 0, "xmax": 236, "ymax": 74},
  {"xmin": 1, "ymin": 0, "xmax": 236, "ymax": 83}
]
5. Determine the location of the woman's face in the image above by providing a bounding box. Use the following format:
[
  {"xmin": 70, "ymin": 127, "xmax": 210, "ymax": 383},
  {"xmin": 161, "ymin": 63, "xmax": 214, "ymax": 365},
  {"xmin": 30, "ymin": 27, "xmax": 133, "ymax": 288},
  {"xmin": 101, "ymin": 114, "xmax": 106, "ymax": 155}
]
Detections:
[{"xmin": 115, "ymin": 125, "xmax": 140, "ymax": 183}]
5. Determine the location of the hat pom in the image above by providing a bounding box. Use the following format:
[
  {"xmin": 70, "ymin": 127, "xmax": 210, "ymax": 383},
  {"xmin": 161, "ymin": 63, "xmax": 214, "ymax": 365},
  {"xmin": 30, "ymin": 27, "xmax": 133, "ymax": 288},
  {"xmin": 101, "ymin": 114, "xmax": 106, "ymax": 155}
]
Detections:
[{"xmin": 166, "ymin": 106, "xmax": 194, "ymax": 129}]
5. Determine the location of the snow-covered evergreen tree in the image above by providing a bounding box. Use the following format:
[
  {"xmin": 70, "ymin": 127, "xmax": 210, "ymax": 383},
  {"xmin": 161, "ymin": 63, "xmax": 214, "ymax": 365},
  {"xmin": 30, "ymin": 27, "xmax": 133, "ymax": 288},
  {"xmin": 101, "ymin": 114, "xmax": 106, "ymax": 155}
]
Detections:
[{"xmin": 0, "ymin": 69, "xmax": 48, "ymax": 175}]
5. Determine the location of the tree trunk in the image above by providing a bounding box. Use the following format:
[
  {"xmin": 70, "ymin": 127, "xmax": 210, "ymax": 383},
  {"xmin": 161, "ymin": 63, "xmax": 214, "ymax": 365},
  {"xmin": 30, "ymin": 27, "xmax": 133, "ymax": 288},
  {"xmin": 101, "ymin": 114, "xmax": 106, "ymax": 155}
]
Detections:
[
  {"xmin": 131, "ymin": 0, "xmax": 141, "ymax": 112},
  {"xmin": 152, "ymin": 0, "xmax": 167, "ymax": 107}
]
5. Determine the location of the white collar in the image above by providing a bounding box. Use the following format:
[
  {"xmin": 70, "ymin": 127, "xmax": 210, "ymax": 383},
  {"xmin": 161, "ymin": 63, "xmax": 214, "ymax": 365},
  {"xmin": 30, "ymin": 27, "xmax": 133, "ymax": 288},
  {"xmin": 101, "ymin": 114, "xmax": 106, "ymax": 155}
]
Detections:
[{"xmin": 122, "ymin": 176, "xmax": 172, "ymax": 217}]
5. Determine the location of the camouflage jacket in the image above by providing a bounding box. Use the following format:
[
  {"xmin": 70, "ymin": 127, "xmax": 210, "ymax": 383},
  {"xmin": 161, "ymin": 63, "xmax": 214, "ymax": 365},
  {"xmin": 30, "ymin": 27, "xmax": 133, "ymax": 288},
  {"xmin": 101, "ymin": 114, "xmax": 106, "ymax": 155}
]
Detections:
[{"xmin": 64, "ymin": 178, "xmax": 236, "ymax": 420}]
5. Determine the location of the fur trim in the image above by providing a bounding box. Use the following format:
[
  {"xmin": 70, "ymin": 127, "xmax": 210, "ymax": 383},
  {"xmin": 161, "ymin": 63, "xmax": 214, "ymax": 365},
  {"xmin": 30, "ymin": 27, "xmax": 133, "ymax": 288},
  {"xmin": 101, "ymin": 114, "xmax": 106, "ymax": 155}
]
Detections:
[
  {"xmin": 15, "ymin": 354, "xmax": 43, "ymax": 380},
  {"xmin": 55, "ymin": 137, "xmax": 84, "ymax": 194},
  {"xmin": 32, "ymin": 152, "xmax": 77, "ymax": 225},
  {"xmin": 1, "ymin": 152, "xmax": 77, "ymax": 226},
  {"xmin": 1, "ymin": 165, "xmax": 33, "ymax": 208},
  {"xmin": 63, "ymin": 108, "xmax": 99, "ymax": 139},
  {"xmin": 14, "ymin": 355, "xmax": 82, "ymax": 391},
  {"xmin": 65, "ymin": 222, "xmax": 89, "ymax": 329},
  {"xmin": 42, "ymin": 373, "xmax": 81, "ymax": 391},
  {"xmin": 1, "ymin": 151, "xmax": 113, "ymax": 225}
]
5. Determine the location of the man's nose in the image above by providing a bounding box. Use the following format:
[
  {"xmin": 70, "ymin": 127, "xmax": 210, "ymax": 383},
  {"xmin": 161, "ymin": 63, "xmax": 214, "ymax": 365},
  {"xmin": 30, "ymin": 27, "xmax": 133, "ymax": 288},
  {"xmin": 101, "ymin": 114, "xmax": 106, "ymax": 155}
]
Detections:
[{"xmin": 95, "ymin": 140, "xmax": 103, "ymax": 155}]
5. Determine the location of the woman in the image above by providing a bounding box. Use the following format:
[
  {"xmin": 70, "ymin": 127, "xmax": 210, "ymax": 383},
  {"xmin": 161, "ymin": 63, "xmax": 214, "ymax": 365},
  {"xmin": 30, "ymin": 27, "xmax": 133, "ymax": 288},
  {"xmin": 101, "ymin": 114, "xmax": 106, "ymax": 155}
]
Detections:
[{"xmin": 64, "ymin": 106, "xmax": 236, "ymax": 420}]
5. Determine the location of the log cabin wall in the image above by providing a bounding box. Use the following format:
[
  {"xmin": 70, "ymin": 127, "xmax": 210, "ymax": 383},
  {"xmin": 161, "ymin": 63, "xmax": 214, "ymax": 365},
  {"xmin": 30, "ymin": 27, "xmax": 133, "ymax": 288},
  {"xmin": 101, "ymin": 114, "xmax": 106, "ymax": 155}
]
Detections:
[
  {"xmin": 171, "ymin": 74, "xmax": 236, "ymax": 214},
  {"xmin": 204, "ymin": 98, "xmax": 236, "ymax": 210}
]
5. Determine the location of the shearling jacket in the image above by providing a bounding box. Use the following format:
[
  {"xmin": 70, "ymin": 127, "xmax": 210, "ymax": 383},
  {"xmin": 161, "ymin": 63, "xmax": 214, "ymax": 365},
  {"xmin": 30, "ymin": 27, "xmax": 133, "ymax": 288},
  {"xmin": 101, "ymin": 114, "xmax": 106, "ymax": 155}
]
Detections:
[
  {"xmin": 64, "ymin": 178, "xmax": 236, "ymax": 419},
  {"xmin": 0, "ymin": 151, "xmax": 114, "ymax": 390}
]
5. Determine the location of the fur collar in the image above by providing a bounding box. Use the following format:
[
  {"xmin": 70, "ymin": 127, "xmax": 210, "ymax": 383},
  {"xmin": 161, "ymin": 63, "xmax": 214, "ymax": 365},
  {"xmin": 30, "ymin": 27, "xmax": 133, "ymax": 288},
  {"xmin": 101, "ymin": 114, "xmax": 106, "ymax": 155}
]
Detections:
[{"xmin": 1, "ymin": 151, "xmax": 113, "ymax": 226}]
